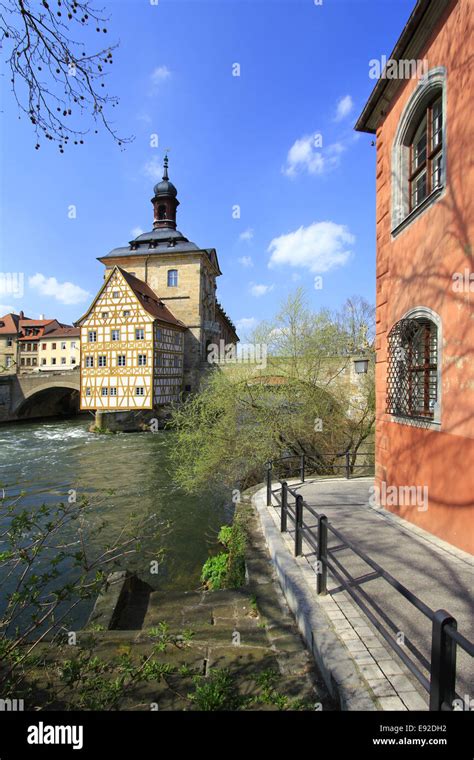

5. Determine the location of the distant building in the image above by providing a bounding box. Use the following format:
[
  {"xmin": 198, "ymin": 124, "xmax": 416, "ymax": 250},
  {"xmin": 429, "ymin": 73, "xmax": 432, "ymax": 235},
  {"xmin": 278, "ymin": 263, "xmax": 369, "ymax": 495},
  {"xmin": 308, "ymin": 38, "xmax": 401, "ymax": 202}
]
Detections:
[
  {"xmin": 0, "ymin": 312, "xmax": 80, "ymax": 374},
  {"xmin": 0, "ymin": 312, "xmax": 20, "ymax": 374},
  {"xmin": 77, "ymin": 156, "xmax": 238, "ymax": 421},
  {"xmin": 39, "ymin": 327, "xmax": 80, "ymax": 371},
  {"xmin": 355, "ymin": 0, "xmax": 473, "ymax": 552}
]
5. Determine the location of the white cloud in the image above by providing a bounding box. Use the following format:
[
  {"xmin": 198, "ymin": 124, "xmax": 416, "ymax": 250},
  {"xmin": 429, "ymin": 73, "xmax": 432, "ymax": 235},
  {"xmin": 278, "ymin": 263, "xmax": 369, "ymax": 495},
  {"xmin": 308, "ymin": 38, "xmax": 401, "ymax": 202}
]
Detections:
[
  {"xmin": 142, "ymin": 155, "xmax": 163, "ymax": 181},
  {"xmin": 282, "ymin": 134, "xmax": 346, "ymax": 177},
  {"xmin": 249, "ymin": 283, "xmax": 274, "ymax": 297},
  {"xmin": 236, "ymin": 317, "xmax": 257, "ymax": 332},
  {"xmin": 334, "ymin": 94, "xmax": 354, "ymax": 121},
  {"xmin": 131, "ymin": 227, "xmax": 144, "ymax": 238},
  {"xmin": 239, "ymin": 228, "xmax": 254, "ymax": 242},
  {"xmin": 150, "ymin": 66, "xmax": 171, "ymax": 89},
  {"xmin": 29, "ymin": 274, "xmax": 90, "ymax": 305},
  {"xmin": 238, "ymin": 256, "xmax": 253, "ymax": 268},
  {"xmin": 268, "ymin": 221, "xmax": 355, "ymax": 274},
  {"xmin": 0, "ymin": 304, "xmax": 14, "ymax": 314}
]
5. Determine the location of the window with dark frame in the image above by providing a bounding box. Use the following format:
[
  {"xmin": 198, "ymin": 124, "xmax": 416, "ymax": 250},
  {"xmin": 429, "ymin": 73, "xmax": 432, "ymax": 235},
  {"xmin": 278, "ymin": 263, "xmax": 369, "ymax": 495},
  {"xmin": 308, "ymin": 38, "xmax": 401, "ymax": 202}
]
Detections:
[
  {"xmin": 386, "ymin": 318, "xmax": 438, "ymax": 420},
  {"xmin": 409, "ymin": 96, "xmax": 443, "ymax": 213}
]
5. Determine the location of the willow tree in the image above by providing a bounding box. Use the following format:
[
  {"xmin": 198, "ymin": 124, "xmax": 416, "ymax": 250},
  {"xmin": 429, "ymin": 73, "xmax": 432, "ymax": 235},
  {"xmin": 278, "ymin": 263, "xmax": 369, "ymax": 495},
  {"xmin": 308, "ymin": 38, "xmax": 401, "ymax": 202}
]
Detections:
[{"xmin": 168, "ymin": 290, "xmax": 375, "ymax": 494}]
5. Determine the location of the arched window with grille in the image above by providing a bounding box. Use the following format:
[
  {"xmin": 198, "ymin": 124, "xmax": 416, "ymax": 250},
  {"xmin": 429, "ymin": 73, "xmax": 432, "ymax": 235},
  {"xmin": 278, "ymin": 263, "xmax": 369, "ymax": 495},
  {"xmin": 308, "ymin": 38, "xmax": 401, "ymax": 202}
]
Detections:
[{"xmin": 386, "ymin": 311, "xmax": 441, "ymax": 422}]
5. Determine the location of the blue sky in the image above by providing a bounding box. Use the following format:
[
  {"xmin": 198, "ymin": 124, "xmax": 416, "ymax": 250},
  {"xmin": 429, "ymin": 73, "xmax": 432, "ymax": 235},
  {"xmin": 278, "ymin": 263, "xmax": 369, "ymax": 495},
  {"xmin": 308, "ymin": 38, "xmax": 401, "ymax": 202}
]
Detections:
[{"xmin": 0, "ymin": 0, "xmax": 415, "ymax": 336}]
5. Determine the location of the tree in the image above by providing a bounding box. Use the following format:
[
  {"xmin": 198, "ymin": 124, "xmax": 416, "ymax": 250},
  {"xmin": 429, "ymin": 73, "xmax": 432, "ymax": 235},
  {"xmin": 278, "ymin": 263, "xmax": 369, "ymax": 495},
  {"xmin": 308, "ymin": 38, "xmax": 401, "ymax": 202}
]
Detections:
[
  {"xmin": 0, "ymin": 0, "xmax": 132, "ymax": 150},
  {"xmin": 169, "ymin": 290, "xmax": 376, "ymax": 493},
  {"xmin": 0, "ymin": 489, "xmax": 162, "ymax": 696}
]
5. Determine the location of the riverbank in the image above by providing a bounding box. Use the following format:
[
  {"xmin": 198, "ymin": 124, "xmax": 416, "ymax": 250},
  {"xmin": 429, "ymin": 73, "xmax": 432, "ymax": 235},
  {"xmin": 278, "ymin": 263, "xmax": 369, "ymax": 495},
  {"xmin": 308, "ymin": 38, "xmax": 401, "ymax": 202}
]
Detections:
[{"xmin": 5, "ymin": 489, "xmax": 335, "ymax": 711}]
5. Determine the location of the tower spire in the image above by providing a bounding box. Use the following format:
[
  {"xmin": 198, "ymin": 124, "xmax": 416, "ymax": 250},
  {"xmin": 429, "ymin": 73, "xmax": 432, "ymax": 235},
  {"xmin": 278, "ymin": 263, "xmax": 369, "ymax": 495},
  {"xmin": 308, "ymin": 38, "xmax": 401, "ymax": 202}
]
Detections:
[{"xmin": 151, "ymin": 154, "xmax": 179, "ymax": 231}]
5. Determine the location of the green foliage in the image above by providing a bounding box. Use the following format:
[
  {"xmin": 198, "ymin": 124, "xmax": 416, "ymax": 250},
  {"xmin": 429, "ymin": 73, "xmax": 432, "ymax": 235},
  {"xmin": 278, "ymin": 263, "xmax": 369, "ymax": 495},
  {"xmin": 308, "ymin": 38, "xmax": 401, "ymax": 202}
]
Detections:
[
  {"xmin": 0, "ymin": 489, "xmax": 162, "ymax": 700},
  {"xmin": 189, "ymin": 668, "xmax": 241, "ymax": 711},
  {"xmin": 217, "ymin": 525, "xmax": 232, "ymax": 547},
  {"xmin": 201, "ymin": 552, "xmax": 228, "ymax": 590},
  {"xmin": 201, "ymin": 516, "xmax": 247, "ymax": 590},
  {"xmin": 169, "ymin": 290, "xmax": 375, "ymax": 494}
]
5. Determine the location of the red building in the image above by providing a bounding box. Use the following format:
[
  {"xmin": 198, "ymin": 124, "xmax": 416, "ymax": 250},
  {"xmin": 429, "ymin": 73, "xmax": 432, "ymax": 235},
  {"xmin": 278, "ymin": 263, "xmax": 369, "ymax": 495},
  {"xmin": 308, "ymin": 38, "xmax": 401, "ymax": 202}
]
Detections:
[{"xmin": 356, "ymin": 0, "xmax": 473, "ymax": 552}]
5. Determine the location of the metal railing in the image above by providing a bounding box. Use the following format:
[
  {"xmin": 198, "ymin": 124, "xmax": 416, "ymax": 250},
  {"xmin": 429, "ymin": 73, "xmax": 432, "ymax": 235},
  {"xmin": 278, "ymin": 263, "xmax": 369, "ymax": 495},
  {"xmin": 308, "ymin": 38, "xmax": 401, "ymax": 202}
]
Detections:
[
  {"xmin": 264, "ymin": 460, "xmax": 473, "ymax": 712},
  {"xmin": 266, "ymin": 449, "xmax": 374, "ymax": 485}
]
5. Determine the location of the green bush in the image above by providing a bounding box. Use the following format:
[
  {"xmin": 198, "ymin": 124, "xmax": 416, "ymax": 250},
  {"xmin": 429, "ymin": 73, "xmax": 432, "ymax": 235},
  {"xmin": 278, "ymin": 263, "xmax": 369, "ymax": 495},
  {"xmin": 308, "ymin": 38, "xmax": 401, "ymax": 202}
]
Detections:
[
  {"xmin": 201, "ymin": 552, "xmax": 229, "ymax": 590},
  {"xmin": 201, "ymin": 519, "xmax": 247, "ymax": 590}
]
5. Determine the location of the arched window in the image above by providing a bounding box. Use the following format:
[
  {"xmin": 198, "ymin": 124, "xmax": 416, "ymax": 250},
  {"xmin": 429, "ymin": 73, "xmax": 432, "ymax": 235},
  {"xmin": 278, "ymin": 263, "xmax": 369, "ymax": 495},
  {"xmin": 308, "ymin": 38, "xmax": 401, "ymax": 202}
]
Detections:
[
  {"xmin": 167, "ymin": 269, "xmax": 178, "ymax": 287},
  {"xmin": 158, "ymin": 204, "xmax": 167, "ymax": 220},
  {"xmin": 408, "ymin": 96, "xmax": 443, "ymax": 212},
  {"xmin": 386, "ymin": 309, "xmax": 441, "ymax": 422},
  {"xmin": 391, "ymin": 68, "xmax": 446, "ymax": 232}
]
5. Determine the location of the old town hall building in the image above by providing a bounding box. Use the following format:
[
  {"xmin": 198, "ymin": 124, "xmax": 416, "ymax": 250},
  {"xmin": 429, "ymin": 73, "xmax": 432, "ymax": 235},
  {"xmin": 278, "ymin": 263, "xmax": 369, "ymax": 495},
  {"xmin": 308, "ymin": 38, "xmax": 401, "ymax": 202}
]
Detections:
[{"xmin": 77, "ymin": 157, "xmax": 238, "ymax": 420}]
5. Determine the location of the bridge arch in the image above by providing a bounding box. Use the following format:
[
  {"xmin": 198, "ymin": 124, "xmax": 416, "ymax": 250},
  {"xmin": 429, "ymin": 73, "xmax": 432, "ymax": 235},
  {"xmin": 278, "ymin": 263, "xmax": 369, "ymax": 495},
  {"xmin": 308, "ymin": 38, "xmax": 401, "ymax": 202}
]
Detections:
[{"xmin": 13, "ymin": 377, "xmax": 81, "ymax": 419}]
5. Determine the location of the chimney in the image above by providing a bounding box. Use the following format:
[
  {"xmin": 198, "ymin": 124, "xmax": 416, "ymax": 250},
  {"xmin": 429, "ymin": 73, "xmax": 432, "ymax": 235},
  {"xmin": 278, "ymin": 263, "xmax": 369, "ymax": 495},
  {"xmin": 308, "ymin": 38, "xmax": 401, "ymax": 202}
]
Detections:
[
  {"xmin": 19, "ymin": 310, "xmax": 24, "ymax": 319},
  {"xmin": 39, "ymin": 313, "xmax": 45, "ymax": 320}
]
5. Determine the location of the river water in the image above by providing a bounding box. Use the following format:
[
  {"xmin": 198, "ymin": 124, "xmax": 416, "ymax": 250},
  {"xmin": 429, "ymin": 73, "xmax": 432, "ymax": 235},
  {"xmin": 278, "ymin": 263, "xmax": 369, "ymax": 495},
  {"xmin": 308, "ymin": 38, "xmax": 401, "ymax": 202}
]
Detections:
[{"xmin": 0, "ymin": 417, "xmax": 230, "ymax": 629}]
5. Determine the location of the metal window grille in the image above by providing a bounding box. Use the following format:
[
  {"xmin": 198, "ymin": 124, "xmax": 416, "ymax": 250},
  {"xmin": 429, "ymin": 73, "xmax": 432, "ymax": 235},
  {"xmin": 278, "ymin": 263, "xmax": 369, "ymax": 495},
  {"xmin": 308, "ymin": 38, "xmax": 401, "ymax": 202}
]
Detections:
[{"xmin": 386, "ymin": 318, "xmax": 438, "ymax": 419}]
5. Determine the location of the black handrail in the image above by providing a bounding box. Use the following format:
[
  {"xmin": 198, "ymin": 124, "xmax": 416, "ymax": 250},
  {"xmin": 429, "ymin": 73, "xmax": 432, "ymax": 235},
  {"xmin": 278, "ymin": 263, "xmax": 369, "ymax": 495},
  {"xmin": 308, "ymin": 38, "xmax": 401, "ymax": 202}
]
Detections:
[{"xmin": 264, "ymin": 469, "xmax": 473, "ymax": 712}]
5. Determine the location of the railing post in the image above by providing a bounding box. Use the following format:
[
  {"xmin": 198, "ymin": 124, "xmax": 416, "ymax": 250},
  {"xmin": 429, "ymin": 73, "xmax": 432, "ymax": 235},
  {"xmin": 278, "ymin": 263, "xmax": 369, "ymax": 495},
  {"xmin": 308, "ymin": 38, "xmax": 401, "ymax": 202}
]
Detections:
[
  {"xmin": 300, "ymin": 454, "xmax": 305, "ymax": 483},
  {"xmin": 281, "ymin": 481, "xmax": 288, "ymax": 532},
  {"xmin": 429, "ymin": 609, "xmax": 457, "ymax": 711},
  {"xmin": 345, "ymin": 450, "xmax": 350, "ymax": 479},
  {"xmin": 266, "ymin": 461, "xmax": 273, "ymax": 506},
  {"xmin": 294, "ymin": 494, "xmax": 303, "ymax": 556},
  {"xmin": 316, "ymin": 515, "xmax": 328, "ymax": 595}
]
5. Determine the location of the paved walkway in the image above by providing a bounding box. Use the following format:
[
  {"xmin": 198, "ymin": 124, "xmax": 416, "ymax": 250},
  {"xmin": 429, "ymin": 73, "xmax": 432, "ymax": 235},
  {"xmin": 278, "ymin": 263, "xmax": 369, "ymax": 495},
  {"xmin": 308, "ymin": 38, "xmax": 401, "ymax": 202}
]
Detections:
[{"xmin": 260, "ymin": 476, "xmax": 473, "ymax": 710}]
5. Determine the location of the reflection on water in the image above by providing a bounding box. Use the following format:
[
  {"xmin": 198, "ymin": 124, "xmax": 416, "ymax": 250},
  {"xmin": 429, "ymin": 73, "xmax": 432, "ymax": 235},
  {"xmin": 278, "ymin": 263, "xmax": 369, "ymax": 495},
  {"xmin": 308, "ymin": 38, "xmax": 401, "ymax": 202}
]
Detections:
[{"xmin": 0, "ymin": 418, "xmax": 230, "ymax": 628}]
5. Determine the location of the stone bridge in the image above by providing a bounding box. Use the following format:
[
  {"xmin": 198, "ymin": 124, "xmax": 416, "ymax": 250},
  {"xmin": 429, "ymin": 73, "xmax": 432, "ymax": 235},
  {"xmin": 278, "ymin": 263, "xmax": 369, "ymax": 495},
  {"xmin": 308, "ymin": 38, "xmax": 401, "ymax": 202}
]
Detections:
[{"xmin": 0, "ymin": 370, "xmax": 81, "ymax": 422}]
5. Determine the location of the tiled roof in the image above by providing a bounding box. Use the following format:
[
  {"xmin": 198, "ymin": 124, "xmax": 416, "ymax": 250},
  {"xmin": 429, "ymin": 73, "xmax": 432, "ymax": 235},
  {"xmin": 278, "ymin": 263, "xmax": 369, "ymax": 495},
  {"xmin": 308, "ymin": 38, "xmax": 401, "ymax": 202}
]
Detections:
[
  {"xmin": 118, "ymin": 268, "xmax": 186, "ymax": 329},
  {"xmin": 0, "ymin": 313, "xmax": 20, "ymax": 334},
  {"xmin": 42, "ymin": 326, "xmax": 80, "ymax": 338}
]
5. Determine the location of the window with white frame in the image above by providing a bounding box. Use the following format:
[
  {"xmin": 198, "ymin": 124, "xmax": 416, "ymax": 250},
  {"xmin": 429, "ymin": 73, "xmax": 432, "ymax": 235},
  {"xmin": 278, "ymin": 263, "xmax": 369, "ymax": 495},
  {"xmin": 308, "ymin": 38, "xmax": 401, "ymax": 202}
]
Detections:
[
  {"xmin": 391, "ymin": 68, "xmax": 446, "ymax": 233},
  {"xmin": 138, "ymin": 354, "xmax": 147, "ymax": 366},
  {"xmin": 117, "ymin": 355, "xmax": 126, "ymax": 366},
  {"xmin": 110, "ymin": 387, "xmax": 117, "ymax": 396},
  {"xmin": 135, "ymin": 386, "xmax": 145, "ymax": 396},
  {"xmin": 111, "ymin": 329, "xmax": 120, "ymax": 341},
  {"xmin": 167, "ymin": 269, "xmax": 178, "ymax": 287},
  {"xmin": 85, "ymin": 356, "xmax": 94, "ymax": 367},
  {"xmin": 135, "ymin": 328, "xmax": 144, "ymax": 340},
  {"xmin": 101, "ymin": 387, "xmax": 108, "ymax": 396},
  {"xmin": 98, "ymin": 355, "xmax": 107, "ymax": 367},
  {"xmin": 88, "ymin": 330, "xmax": 97, "ymax": 342}
]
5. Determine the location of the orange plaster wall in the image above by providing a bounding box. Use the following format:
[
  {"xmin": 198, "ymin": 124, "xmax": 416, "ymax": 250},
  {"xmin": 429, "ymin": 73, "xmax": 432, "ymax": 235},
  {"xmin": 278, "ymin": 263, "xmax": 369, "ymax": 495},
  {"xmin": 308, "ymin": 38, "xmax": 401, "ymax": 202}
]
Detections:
[{"xmin": 374, "ymin": 0, "xmax": 474, "ymax": 553}]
